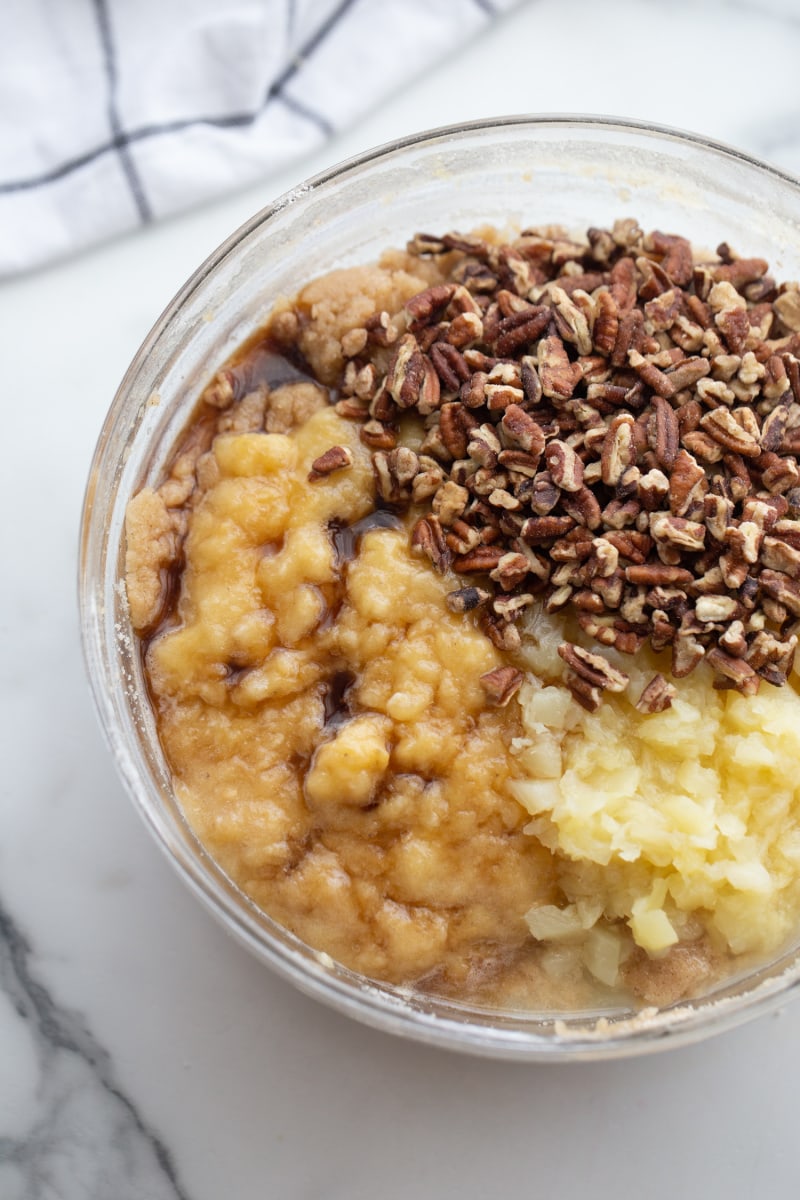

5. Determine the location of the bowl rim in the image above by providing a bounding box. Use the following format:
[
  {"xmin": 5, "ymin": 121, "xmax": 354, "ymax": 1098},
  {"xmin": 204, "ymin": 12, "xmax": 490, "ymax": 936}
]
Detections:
[{"xmin": 80, "ymin": 113, "xmax": 800, "ymax": 1061}]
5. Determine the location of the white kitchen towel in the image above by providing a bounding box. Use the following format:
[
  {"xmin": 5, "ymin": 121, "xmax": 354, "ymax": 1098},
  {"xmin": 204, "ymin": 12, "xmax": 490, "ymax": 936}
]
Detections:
[{"xmin": 0, "ymin": 0, "xmax": 521, "ymax": 277}]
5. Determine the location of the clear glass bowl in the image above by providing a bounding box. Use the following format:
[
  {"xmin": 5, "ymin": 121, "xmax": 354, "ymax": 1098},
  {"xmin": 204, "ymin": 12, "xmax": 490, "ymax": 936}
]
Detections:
[{"xmin": 80, "ymin": 115, "xmax": 800, "ymax": 1060}]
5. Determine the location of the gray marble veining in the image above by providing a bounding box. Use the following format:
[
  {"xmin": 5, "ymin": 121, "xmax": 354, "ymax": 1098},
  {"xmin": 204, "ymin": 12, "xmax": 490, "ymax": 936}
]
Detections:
[{"xmin": 0, "ymin": 901, "xmax": 190, "ymax": 1200}]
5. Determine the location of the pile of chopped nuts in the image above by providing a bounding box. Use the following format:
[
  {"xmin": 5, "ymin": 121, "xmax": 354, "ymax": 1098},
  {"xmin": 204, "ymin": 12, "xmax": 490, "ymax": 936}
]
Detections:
[{"xmin": 307, "ymin": 220, "xmax": 800, "ymax": 710}]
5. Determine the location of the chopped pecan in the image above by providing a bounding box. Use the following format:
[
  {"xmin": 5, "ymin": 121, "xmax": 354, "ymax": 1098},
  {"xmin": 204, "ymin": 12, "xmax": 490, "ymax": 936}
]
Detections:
[
  {"xmin": 601, "ymin": 413, "xmax": 637, "ymax": 486},
  {"xmin": 759, "ymin": 569, "xmax": 800, "ymax": 616},
  {"xmin": 521, "ymin": 514, "xmax": 576, "ymax": 544},
  {"xmin": 432, "ymin": 479, "xmax": 469, "ymax": 525},
  {"xmin": 550, "ymin": 287, "xmax": 592, "ymax": 355},
  {"xmin": 668, "ymin": 449, "xmax": 706, "ymax": 516},
  {"xmin": 499, "ymin": 404, "xmax": 546, "ymax": 456},
  {"xmin": 498, "ymin": 448, "xmax": 541, "ymax": 477},
  {"xmin": 593, "ymin": 290, "xmax": 619, "ymax": 356},
  {"xmin": 439, "ymin": 402, "xmax": 476, "ymax": 459},
  {"xmin": 446, "ymin": 586, "xmax": 490, "ymax": 613},
  {"xmin": 747, "ymin": 629, "xmax": 797, "ymax": 685},
  {"xmin": 545, "ymin": 439, "xmax": 584, "ymax": 492},
  {"xmin": 452, "ymin": 545, "xmax": 506, "ymax": 574},
  {"xmin": 372, "ymin": 446, "xmax": 420, "ymax": 504},
  {"xmin": 493, "ymin": 593, "xmax": 535, "ymax": 621},
  {"xmin": 651, "ymin": 394, "xmax": 681, "ymax": 470},
  {"xmin": 405, "ymin": 284, "xmax": 458, "ymax": 329},
  {"xmin": 719, "ymin": 619, "xmax": 748, "ymax": 657},
  {"xmin": 602, "ymin": 529, "xmax": 650, "ymax": 564},
  {"xmin": 364, "ymin": 310, "xmax": 399, "ymax": 348},
  {"xmin": 445, "ymin": 518, "xmax": 481, "ymax": 555},
  {"xmin": 695, "ymin": 594, "xmax": 740, "ymax": 623},
  {"xmin": 761, "ymin": 452, "xmax": 800, "ymax": 494},
  {"xmin": 557, "ymin": 641, "xmax": 630, "ymax": 693},
  {"xmin": 480, "ymin": 666, "xmax": 525, "ymax": 707},
  {"xmin": 480, "ymin": 611, "xmax": 522, "ymax": 651},
  {"xmin": 626, "ymin": 563, "xmax": 694, "ymax": 586},
  {"xmin": 703, "ymin": 493, "xmax": 735, "ymax": 542},
  {"xmin": 430, "ymin": 341, "xmax": 471, "ymax": 392},
  {"xmin": 700, "ymin": 407, "xmax": 762, "ymax": 457},
  {"xmin": 564, "ymin": 669, "xmax": 602, "ymax": 712},
  {"xmin": 412, "ymin": 458, "xmax": 446, "ymax": 503},
  {"xmin": 706, "ymin": 646, "xmax": 761, "ymax": 695},
  {"xmin": 635, "ymin": 674, "xmax": 676, "ymax": 713},
  {"xmin": 494, "ymin": 306, "xmax": 551, "ymax": 356},
  {"xmin": 762, "ymin": 535, "xmax": 800, "ymax": 579},
  {"xmin": 447, "ymin": 311, "xmax": 484, "ymax": 349},
  {"xmin": 672, "ymin": 626, "xmax": 706, "ymax": 677},
  {"xmin": 411, "ymin": 515, "xmax": 450, "ymax": 571},
  {"xmin": 308, "ymin": 444, "xmax": 353, "ymax": 481},
  {"xmin": 650, "ymin": 512, "xmax": 706, "ymax": 552},
  {"xmin": 489, "ymin": 552, "xmax": 531, "ymax": 591},
  {"xmin": 538, "ymin": 335, "xmax": 582, "ymax": 400},
  {"xmin": 682, "ymin": 430, "xmax": 724, "ymax": 463},
  {"xmin": 360, "ymin": 420, "xmax": 397, "ymax": 450},
  {"xmin": 467, "ymin": 423, "xmax": 501, "ymax": 468}
]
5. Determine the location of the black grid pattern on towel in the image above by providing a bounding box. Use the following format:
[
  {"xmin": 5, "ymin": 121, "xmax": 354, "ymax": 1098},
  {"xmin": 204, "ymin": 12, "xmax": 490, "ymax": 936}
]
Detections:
[{"xmin": 0, "ymin": 0, "xmax": 361, "ymax": 212}]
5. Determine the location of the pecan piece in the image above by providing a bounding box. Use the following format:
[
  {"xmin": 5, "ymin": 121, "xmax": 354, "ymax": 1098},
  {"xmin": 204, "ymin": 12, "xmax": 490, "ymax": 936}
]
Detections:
[
  {"xmin": 700, "ymin": 407, "xmax": 762, "ymax": 457},
  {"xmin": 635, "ymin": 674, "xmax": 676, "ymax": 713},
  {"xmin": 601, "ymin": 413, "xmax": 637, "ymax": 487},
  {"xmin": 411, "ymin": 515, "xmax": 450, "ymax": 572},
  {"xmin": 494, "ymin": 306, "xmax": 551, "ymax": 356},
  {"xmin": 447, "ymin": 311, "xmax": 484, "ymax": 349},
  {"xmin": 500, "ymin": 405, "xmax": 546, "ymax": 457},
  {"xmin": 703, "ymin": 493, "xmax": 735, "ymax": 542},
  {"xmin": 360, "ymin": 420, "xmax": 397, "ymax": 451},
  {"xmin": 538, "ymin": 335, "xmax": 582, "ymax": 400},
  {"xmin": 481, "ymin": 611, "xmax": 522, "ymax": 652},
  {"xmin": 761, "ymin": 453, "xmax": 800, "ymax": 494},
  {"xmin": 761, "ymin": 396, "xmax": 793, "ymax": 452},
  {"xmin": 706, "ymin": 647, "xmax": 761, "ymax": 695},
  {"xmin": 682, "ymin": 430, "xmax": 724, "ymax": 463},
  {"xmin": 490, "ymin": 552, "xmax": 531, "ymax": 591},
  {"xmin": 372, "ymin": 446, "xmax": 420, "ymax": 504},
  {"xmin": 668, "ymin": 449, "xmax": 706, "ymax": 517},
  {"xmin": 430, "ymin": 341, "xmax": 471, "ymax": 392},
  {"xmin": 626, "ymin": 563, "xmax": 694, "ymax": 587},
  {"xmin": 762, "ymin": 535, "xmax": 800, "ymax": 579},
  {"xmin": 452, "ymin": 545, "xmax": 506, "ymax": 574},
  {"xmin": 564, "ymin": 670, "xmax": 603, "ymax": 712},
  {"xmin": 650, "ymin": 513, "xmax": 707, "ymax": 552},
  {"xmin": 521, "ymin": 515, "xmax": 576, "ymax": 544},
  {"xmin": 671, "ymin": 627, "xmax": 706, "ymax": 678},
  {"xmin": 545, "ymin": 439, "xmax": 584, "ymax": 493},
  {"xmin": 651, "ymin": 394, "xmax": 681, "ymax": 470},
  {"xmin": 747, "ymin": 630, "xmax": 798, "ymax": 686},
  {"xmin": 720, "ymin": 620, "xmax": 748, "ymax": 657},
  {"xmin": 308, "ymin": 444, "xmax": 353, "ymax": 481},
  {"xmin": 557, "ymin": 642, "xmax": 630, "ymax": 693},
  {"xmin": 405, "ymin": 284, "xmax": 457, "ymax": 329},
  {"xmin": 593, "ymin": 290, "xmax": 619, "ymax": 356},
  {"xmin": 480, "ymin": 666, "xmax": 525, "ymax": 707},
  {"xmin": 446, "ymin": 586, "xmax": 490, "ymax": 613},
  {"xmin": 695, "ymin": 595, "xmax": 740, "ymax": 623},
  {"xmin": 759, "ymin": 569, "xmax": 800, "ymax": 616},
  {"xmin": 439, "ymin": 402, "xmax": 476, "ymax": 460},
  {"xmin": 432, "ymin": 479, "xmax": 469, "ymax": 526}
]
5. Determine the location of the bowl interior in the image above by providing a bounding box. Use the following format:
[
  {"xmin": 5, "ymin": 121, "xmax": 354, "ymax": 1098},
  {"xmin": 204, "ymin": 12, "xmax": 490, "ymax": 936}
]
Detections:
[{"xmin": 80, "ymin": 116, "xmax": 800, "ymax": 1059}]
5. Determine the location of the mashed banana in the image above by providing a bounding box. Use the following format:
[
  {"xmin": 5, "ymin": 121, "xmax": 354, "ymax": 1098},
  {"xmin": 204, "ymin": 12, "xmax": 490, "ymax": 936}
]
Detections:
[{"xmin": 126, "ymin": 246, "xmax": 800, "ymax": 1011}]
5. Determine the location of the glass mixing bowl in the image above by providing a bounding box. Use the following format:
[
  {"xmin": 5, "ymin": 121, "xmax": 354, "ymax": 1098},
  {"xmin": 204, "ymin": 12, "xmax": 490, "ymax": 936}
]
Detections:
[{"xmin": 80, "ymin": 115, "xmax": 800, "ymax": 1060}]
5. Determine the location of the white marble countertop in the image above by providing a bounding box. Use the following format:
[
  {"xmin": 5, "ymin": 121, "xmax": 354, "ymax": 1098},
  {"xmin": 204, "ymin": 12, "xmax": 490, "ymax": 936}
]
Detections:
[{"xmin": 4, "ymin": 1, "xmax": 800, "ymax": 1196}]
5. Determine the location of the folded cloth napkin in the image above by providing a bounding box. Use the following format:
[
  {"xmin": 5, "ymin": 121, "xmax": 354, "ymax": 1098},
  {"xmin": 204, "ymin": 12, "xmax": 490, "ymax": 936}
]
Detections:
[{"xmin": 0, "ymin": 0, "xmax": 521, "ymax": 276}]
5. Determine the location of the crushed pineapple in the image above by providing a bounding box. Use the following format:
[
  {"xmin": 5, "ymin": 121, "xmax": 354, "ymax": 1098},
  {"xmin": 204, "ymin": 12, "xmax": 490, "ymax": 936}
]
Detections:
[{"xmin": 514, "ymin": 611, "xmax": 800, "ymax": 960}]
